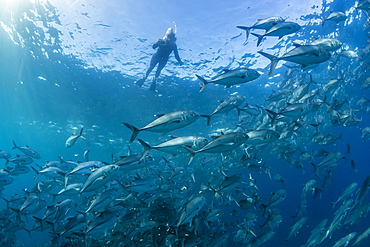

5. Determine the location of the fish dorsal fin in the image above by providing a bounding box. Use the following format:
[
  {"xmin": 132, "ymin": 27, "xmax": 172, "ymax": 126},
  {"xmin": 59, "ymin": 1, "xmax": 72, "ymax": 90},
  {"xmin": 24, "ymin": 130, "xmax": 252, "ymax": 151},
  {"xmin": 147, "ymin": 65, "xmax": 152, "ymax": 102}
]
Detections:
[
  {"xmin": 222, "ymin": 69, "xmax": 231, "ymax": 73},
  {"xmin": 286, "ymin": 102, "xmax": 292, "ymax": 106},
  {"xmin": 218, "ymin": 100, "xmax": 225, "ymax": 103},
  {"xmin": 292, "ymin": 42, "xmax": 302, "ymax": 47},
  {"xmin": 168, "ymin": 135, "xmax": 178, "ymax": 139},
  {"xmin": 154, "ymin": 114, "xmax": 165, "ymax": 118},
  {"xmin": 210, "ymin": 135, "xmax": 220, "ymax": 139},
  {"xmin": 119, "ymin": 156, "xmax": 128, "ymax": 159}
]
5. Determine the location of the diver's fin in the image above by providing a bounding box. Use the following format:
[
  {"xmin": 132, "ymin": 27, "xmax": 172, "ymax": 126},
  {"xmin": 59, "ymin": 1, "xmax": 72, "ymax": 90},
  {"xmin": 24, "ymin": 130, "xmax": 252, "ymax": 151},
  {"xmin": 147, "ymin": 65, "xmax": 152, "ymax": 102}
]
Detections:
[
  {"xmin": 149, "ymin": 78, "xmax": 157, "ymax": 91},
  {"xmin": 136, "ymin": 78, "xmax": 146, "ymax": 87}
]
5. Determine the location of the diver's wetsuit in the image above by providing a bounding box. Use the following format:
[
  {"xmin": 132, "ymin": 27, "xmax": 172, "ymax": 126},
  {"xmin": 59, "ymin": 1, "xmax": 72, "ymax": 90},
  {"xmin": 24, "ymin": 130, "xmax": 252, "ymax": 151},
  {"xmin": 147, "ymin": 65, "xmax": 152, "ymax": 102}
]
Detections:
[{"xmin": 136, "ymin": 30, "xmax": 182, "ymax": 91}]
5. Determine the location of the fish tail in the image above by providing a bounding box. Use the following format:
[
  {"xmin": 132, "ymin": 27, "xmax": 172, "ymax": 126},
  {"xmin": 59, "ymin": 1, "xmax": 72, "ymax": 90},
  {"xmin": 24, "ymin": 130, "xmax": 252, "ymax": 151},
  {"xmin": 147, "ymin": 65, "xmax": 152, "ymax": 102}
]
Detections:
[
  {"xmin": 265, "ymin": 109, "xmax": 278, "ymax": 125},
  {"xmin": 31, "ymin": 166, "xmax": 39, "ymax": 180},
  {"xmin": 137, "ymin": 139, "xmax": 151, "ymax": 159},
  {"xmin": 321, "ymin": 17, "xmax": 325, "ymax": 27},
  {"xmin": 258, "ymin": 51, "xmax": 279, "ymax": 75},
  {"xmin": 183, "ymin": 145, "xmax": 196, "ymax": 164},
  {"xmin": 123, "ymin": 123, "xmax": 140, "ymax": 143},
  {"xmin": 261, "ymin": 203, "xmax": 268, "ymax": 217},
  {"xmin": 310, "ymin": 162, "xmax": 319, "ymax": 177},
  {"xmin": 200, "ymin": 114, "xmax": 212, "ymax": 126},
  {"xmin": 196, "ymin": 75, "xmax": 208, "ymax": 92},
  {"xmin": 236, "ymin": 26, "xmax": 251, "ymax": 42},
  {"xmin": 251, "ymin": 32, "xmax": 264, "ymax": 46},
  {"xmin": 4, "ymin": 157, "xmax": 9, "ymax": 166},
  {"xmin": 12, "ymin": 140, "xmax": 17, "ymax": 150},
  {"xmin": 78, "ymin": 127, "xmax": 84, "ymax": 137}
]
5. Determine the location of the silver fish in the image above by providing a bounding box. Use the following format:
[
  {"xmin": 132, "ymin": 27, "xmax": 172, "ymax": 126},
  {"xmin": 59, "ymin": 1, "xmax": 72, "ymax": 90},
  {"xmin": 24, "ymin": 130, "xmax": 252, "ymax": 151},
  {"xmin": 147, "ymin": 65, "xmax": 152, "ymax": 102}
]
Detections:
[
  {"xmin": 123, "ymin": 110, "xmax": 199, "ymax": 143},
  {"xmin": 80, "ymin": 165, "xmax": 120, "ymax": 194},
  {"xmin": 245, "ymin": 129, "xmax": 280, "ymax": 144},
  {"xmin": 184, "ymin": 132, "xmax": 249, "ymax": 164},
  {"xmin": 322, "ymin": 11, "xmax": 347, "ymax": 26},
  {"xmin": 12, "ymin": 141, "xmax": 41, "ymax": 159},
  {"xmin": 196, "ymin": 68, "xmax": 260, "ymax": 92},
  {"xmin": 259, "ymin": 45, "xmax": 331, "ymax": 75},
  {"xmin": 201, "ymin": 95, "xmax": 246, "ymax": 125},
  {"xmin": 251, "ymin": 21, "xmax": 301, "ymax": 46},
  {"xmin": 65, "ymin": 127, "xmax": 84, "ymax": 148},
  {"xmin": 236, "ymin": 16, "xmax": 285, "ymax": 41},
  {"xmin": 177, "ymin": 196, "xmax": 206, "ymax": 227}
]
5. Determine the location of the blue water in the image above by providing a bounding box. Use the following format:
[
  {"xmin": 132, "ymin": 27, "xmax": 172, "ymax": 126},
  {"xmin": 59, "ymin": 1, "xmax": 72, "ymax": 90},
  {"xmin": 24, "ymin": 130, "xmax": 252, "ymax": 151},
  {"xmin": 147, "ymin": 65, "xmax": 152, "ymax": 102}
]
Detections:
[{"xmin": 1, "ymin": 0, "xmax": 370, "ymax": 246}]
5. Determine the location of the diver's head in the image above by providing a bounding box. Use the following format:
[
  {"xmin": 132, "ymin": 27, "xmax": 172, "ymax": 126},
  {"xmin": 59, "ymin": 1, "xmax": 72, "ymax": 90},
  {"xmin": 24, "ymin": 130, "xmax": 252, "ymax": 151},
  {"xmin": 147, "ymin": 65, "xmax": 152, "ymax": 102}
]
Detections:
[{"xmin": 165, "ymin": 28, "xmax": 176, "ymax": 39}]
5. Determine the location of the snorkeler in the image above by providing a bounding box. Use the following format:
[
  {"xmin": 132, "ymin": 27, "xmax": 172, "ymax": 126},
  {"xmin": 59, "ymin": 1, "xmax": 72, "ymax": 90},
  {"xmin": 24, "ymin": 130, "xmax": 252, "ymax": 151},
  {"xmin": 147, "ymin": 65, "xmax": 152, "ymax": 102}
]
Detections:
[{"xmin": 135, "ymin": 27, "xmax": 183, "ymax": 91}]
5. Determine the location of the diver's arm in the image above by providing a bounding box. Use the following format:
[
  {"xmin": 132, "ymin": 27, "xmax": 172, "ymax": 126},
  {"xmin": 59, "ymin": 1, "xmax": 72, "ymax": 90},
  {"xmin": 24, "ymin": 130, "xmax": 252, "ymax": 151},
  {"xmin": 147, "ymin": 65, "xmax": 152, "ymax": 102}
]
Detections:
[
  {"xmin": 173, "ymin": 44, "xmax": 183, "ymax": 65},
  {"xmin": 153, "ymin": 39, "xmax": 166, "ymax": 49}
]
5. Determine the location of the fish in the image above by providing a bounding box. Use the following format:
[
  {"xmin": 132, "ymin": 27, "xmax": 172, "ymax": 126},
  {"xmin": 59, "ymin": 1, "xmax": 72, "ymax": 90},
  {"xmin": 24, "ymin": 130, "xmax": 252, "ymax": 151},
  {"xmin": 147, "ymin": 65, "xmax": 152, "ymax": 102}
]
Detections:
[
  {"xmin": 322, "ymin": 11, "xmax": 347, "ymax": 26},
  {"xmin": 195, "ymin": 68, "xmax": 260, "ymax": 92},
  {"xmin": 361, "ymin": 127, "xmax": 370, "ymax": 142},
  {"xmin": 236, "ymin": 16, "xmax": 285, "ymax": 41},
  {"xmin": 6, "ymin": 155, "xmax": 34, "ymax": 166},
  {"xmin": 138, "ymin": 135, "xmax": 208, "ymax": 157},
  {"xmin": 352, "ymin": 226, "xmax": 370, "ymax": 247},
  {"xmin": 85, "ymin": 206, "xmax": 126, "ymax": 236},
  {"xmin": 332, "ymin": 182, "xmax": 357, "ymax": 209},
  {"xmin": 251, "ymin": 21, "xmax": 301, "ymax": 46},
  {"xmin": 184, "ymin": 132, "xmax": 249, "ymax": 164},
  {"xmin": 177, "ymin": 196, "xmax": 206, "ymax": 227},
  {"xmin": 259, "ymin": 45, "xmax": 331, "ymax": 75},
  {"xmin": 333, "ymin": 232, "xmax": 357, "ymax": 247},
  {"xmin": 12, "ymin": 141, "xmax": 41, "ymax": 159},
  {"xmin": 65, "ymin": 127, "xmax": 84, "ymax": 148},
  {"xmin": 201, "ymin": 95, "xmax": 246, "ymax": 125},
  {"xmin": 263, "ymin": 189, "xmax": 287, "ymax": 209},
  {"xmin": 309, "ymin": 38, "xmax": 343, "ymax": 51},
  {"xmin": 67, "ymin": 160, "xmax": 108, "ymax": 176},
  {"xmin": 245, "ymin": 129, "xmax": 280, "ymax": 144},
  {"xmin": 354, "ymin": 175, "xmax": 370, "ymax": 206},
  {"xmin": 79, "ymin": 165, "xmax": 120, "ymax": 194},
  {"xmin": 123, "ymin": 110, "xmax": 199, "ymax": 143},
  {"xmin": 0, "ymin": 150, "xmax": 11, "ymax": 161}
]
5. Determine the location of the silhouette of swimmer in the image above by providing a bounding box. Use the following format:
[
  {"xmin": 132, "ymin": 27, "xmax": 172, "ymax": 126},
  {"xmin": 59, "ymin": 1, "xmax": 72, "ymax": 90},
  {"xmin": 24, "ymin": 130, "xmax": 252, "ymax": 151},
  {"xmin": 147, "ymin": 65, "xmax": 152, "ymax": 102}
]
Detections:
[{"xmin": 135, "ymin": 28, "xmax": 183, "ymax": 91}]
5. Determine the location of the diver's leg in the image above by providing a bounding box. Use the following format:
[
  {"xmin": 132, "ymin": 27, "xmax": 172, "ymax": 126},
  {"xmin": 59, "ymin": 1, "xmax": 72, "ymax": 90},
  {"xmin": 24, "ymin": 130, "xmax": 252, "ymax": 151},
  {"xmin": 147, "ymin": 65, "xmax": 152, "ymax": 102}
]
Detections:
[
  {"xmin": 136, "ymin": 55, "xmax": 158, "ymax": 87},
  {"xmin": 149, "ymin": 58, "xmax": 168, "ymax": 91}
]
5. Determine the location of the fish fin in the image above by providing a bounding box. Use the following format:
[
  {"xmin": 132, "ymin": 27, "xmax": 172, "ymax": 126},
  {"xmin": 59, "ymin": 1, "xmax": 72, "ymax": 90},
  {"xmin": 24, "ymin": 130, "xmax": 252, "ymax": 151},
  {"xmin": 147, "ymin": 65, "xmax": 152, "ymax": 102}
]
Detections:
[
  {"xmin": 258, "ymin": 51, "xmax": 279, "ymax": 75},
  {"xmin": 265, "ymin": 109, "xmax": 278, "ymax": 125},
  {"xmin": 251, "ymin": 32, "xmax": 264, "ymax": 46},
  {"xmin": 200, "ymin": 115, "xmax": 212, "ymax": 126},
  {"xmin": 183, "ymin": 146, "xmax": 196, "ymax": 164},
  {"xmin": 154, "ymin": 114, "xmax": 165, "ymax": 118},
  {"xmin": 292, "ymin": 42, "xmax": 302, "ymax": 47},
  {"xmin": 123, "ymin": 123, "xmax": 140, "ymax": 143},
  {"xmin": 78, "ymin": 127, "xmax": 84, "ymax": 137},
  {"xmin": 137, "ymin": 139, "xmax": 151, "ymax": 159},
  {"xmin": 222, "ymin": 69, "xmax": 231, "ymax": 73},
  {"xmin": 12, "ymin": 140, "xmax": 17, "ymax": 150},
  {"xmin": 196, "ymin": 74, "xmax": 208, "ymax": 92},
  {"xmin": 236, "ymin": 26, "xmax": 251, "ymax": 42},
  {"xmin": 135, "ymin": 78, "xmax": 146, "ymax": 87},
  {"xmin": 31, "ymin": 166, "xmax": 39, "ymax": 180},
  {"xmin": 168, "ymin": 135, "xmax": 178, "ymax": 139}
]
